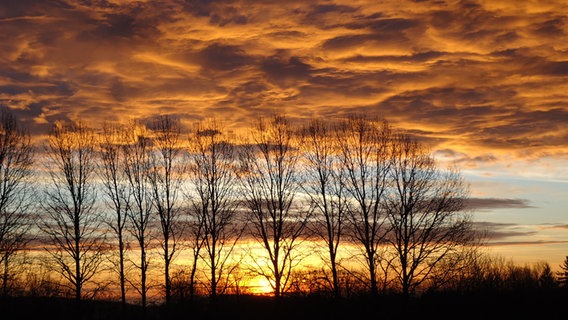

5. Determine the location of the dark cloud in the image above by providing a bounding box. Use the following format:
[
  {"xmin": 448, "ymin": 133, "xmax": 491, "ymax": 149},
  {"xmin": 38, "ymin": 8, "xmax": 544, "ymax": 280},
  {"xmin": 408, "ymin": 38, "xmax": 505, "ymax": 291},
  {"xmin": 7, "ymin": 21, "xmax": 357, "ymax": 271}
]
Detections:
[
  {"xmin": 72, "ymin": 3, "xmax": 167, "ymax": 44},
  {"xmin": 0, "ymin": 0, "xmax": 71, "ymax": 19},
  {"xmin": 367, "ymin": 17, "xmax": 422, "ymax": 33},
  {"xmin": 262, "ymin": 56, "xmax": 312, "ymax": 87},
  {"xmin": 197, "ymin": 43, "xmax": 256, "ymax": 71},
  {"xmin": 109, "ymin": 77, "xmax": 128, "ymax": 102},
  {"xmin": 539, "ymin": 61, "xmax": 568, "ymax": 76},
  {"xmin": 473, "ymin": 221, "xmax": 538, "ymax": 242},
  {"xmin": 303, "ymin": 4, "xmax": 360, "ymax": 29},
  {"xmin": 209, "ymin": 5, "xmax": 248, "ymax": 26},
  {"xmin": 322, "ymin": 34, "xmax": 375, "ymax": 52},
  {"xmin": 0, "ymin": 82, "xmax": 76, "ymax": 97},
  {"xmin": 222, "ymin": 80, "xmax": 272, "ymax": 109},
  {"xmin": 428, "ymin": 2, "xmax": 504, "ymax": 44},
  {"xmin": 310, "ymin": 4, "xmax": 358, "ymax": 15},
  {"xmin": 476, "ymin": 108, "xmax": 568, "ymax": 149},
  {"xmin": 465, "ymin": 198, "xmax": 535, "ymax": 210},
  {"xmin": 179, "ymin": 0, "xmax": 237, "ymax": 17},
  {"xmin": 302, "ymin": 71, "xmax": 391, "ymax": 101},
  {"xmin": 532, "ymin": 17, "xmax": 566, "ymax": 37},
  {"xmin": 341, "ymin": 51, "xmax": 445, "ymax": 64},
  {"xmin": 376, "ymin": 86, "xmax": 513, "ymax": 125},
  {"xmin": 434, "ymin": 149, "xmax": 498, "ymax": 167},
  {"xmin": 76, "ymin": 12, "xmax": 156, "ymax": 41},
  {"xmin": 266, "ymin": 30, "xmax": 308, "ymax": 40}
]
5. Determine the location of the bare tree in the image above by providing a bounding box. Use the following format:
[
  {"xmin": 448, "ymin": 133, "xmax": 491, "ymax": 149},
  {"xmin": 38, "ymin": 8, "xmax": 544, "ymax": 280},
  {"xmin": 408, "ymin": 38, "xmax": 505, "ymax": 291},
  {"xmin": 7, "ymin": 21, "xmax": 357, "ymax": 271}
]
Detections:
[
  {"xmin": 39, "ymin": 120, "xmax": 106, "ymax": 302},
  {"xmin": 336, "ymin": 114, "xmax": 392, "ymax": 296},
  {"xmin": 0, "ymin": 109, "xmax": 35, "ymax": 297},
  {"xmin": 183, "ymin": 199, "xmax": 205, "ymax": 301},
  {"xmin": 147, "ymin": 115, "xmax": 186, "ymax": 304},
  {"xmin": 384, "ymin": 133, "xmax": 474, "ymax": 298},
  {"xmin": 98, "ymin": 122, "xmax": 130, "ymax": 308},
  {"xmin": 426, "ymin": 237, "xmax": 486, "ymax": 293},
  {"xmin": 238, "ymin": 115, "xmax": 310, "ymax": 298},
  {"xmin": 298, "ymin": 118, "xmax": 346, "ymax": 298},
  {"xmin": 188, "ymin": 118, "xmax": 244, "ymax": 300},
  {"xmin": 121, "ymin": 120, "xmax": 154, "ymax": 308}
]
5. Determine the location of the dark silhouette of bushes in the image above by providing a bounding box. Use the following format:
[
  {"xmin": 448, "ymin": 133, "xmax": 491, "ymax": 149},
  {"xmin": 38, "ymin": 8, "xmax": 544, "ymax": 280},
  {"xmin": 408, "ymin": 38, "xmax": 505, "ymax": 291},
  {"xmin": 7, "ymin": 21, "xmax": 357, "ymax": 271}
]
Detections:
[{"xmin": 2, "ymin": 286, "xmax": 567, "ymax": 320}]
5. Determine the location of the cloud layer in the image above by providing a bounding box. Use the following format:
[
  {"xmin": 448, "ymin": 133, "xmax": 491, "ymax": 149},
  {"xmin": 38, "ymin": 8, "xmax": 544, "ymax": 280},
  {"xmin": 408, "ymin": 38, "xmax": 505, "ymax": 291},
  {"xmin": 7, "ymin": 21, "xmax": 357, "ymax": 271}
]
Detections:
[{"xmin": 2, "ymin": 1, "xmax": 567, "ymax": 162}]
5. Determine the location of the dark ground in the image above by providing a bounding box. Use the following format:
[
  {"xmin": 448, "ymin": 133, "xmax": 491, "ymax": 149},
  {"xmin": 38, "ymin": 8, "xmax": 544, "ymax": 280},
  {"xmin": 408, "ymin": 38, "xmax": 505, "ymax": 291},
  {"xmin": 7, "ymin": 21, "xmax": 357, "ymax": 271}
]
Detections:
[{"xmin": 1, "ymin": 289, "xmax": 566, "ymax": 320}]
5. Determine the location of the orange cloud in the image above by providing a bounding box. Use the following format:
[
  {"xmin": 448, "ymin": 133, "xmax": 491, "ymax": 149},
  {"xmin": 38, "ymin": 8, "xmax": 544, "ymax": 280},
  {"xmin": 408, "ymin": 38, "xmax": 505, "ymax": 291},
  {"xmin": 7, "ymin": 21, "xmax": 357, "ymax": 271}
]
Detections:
[{"xmin": 0, "ymin": 0, "xmax": 566, "ymax": 169}]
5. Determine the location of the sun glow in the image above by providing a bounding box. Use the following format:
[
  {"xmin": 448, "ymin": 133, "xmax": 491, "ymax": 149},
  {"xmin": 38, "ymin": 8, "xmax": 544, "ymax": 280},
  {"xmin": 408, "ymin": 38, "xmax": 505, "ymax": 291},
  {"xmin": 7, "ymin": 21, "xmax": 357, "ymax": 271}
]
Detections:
[{"xmin": 246, "ymin": 277, "xmax": 274, "ymax": 296}]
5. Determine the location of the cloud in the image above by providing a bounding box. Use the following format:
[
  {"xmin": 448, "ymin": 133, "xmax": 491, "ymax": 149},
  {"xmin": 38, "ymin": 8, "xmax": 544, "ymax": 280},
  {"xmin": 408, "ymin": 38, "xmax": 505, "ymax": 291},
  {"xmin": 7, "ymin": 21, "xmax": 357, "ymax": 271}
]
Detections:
[
  {"xmin": 196, "ymin": 43, "xmax": 257, "ymax": 72},
  {"xmin": 473, "ymin": 221, "xmax": 536, "ymax": 242},
  {"xmin": 538, "ymin": 224, "xmax": 568, "ymax": 230},
  {"xmin": 485, "ymin": 240, "xmax": 568, "ymax": 247},
  {"xmin": 0, "ymin": 0, "xmax": 566, "ymax": 165},
  {"xmin": 465, "ymin": 198, "xmax": 535, "ymax": 210},
  {"xmin": 261, "ymin": 56, "xmax": 312, "ymax": 88},
  {"xmin": 473, "ymin": 220, "xmax": 568, "ymax": 246}
]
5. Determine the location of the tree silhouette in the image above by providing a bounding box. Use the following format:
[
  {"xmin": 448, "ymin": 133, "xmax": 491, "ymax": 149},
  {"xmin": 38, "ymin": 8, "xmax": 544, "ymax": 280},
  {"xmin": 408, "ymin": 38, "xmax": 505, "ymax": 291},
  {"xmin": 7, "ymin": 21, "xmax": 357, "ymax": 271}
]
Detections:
[
  {"xmin": 238, "ymin": 115, "xmax": 310, "ymax": 298},
  {"xmin": 98, "ymin": 122, "xmax": 131, "ymax": 309},
  {"xmin": 147, "ymin": 115, "xmax": 186, "ymax": 304},
  {"xmin": 336, "ymin": 114, "xmax": 392, "ymax": 295},
  {"xmin": 122, "ymin": 120, "xmax": 154, "ymax": 309},
  {"xmin": 188, "ymin": 118, "xmax": 244, "ymax": 300},
  {"xmin": 39, "ymin": 120, "xmax": 106, "ymax": 302},
  {"xmin": 537, "ymin": 261, "xmax": 556, "ymax": 289},
  {"xmin": 557, "ymin": 256, "xmax": 568, "ymax": 287},
  {"xmin": 299, "ymin": 117, "xmax": 347, "ymax": 298},
  {"xmin": 384, "ymin": 133, "xmax": 474, "ymax": 298},
  {"xmin": 0, "ymin": 109, "xmax": 35, "ymax": 297},
  {"xmin": 0, "ymin": 113, "xmax": 551, "ymax": 307}
]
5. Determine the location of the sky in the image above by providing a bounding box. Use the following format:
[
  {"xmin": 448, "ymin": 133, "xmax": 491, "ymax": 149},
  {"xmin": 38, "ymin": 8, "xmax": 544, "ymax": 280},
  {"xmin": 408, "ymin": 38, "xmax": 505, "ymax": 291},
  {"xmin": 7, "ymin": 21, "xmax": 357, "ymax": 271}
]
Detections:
[{"xmin": 1, "ymin": 0, "xmax": 567, "ymax": 270}]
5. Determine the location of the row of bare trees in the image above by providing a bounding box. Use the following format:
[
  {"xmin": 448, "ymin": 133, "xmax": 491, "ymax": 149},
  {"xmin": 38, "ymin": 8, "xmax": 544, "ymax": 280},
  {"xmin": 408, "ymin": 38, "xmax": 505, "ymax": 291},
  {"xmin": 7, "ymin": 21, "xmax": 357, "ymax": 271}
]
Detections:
[{"xmin": 0, "ymin": 109, "xmax": 480, "ymax": 307}]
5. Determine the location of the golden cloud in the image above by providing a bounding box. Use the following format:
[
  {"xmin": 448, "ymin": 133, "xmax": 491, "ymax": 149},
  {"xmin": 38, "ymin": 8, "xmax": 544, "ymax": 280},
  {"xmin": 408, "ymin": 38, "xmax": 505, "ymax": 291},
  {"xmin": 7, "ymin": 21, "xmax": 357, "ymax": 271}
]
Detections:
[{"xmin": 0, "ymin": 0, "xmax": 566, "ymax": 171}]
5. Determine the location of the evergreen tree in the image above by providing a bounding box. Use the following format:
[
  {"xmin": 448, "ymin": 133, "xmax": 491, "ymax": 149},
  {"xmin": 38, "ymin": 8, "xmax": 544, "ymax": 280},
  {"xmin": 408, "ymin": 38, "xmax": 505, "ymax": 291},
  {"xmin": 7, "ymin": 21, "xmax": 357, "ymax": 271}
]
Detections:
[
  {"xmin": 538, "ymin": 262, "xmax": 557, "ymax": 289},
  {"xmin": 557, "ymin": 256, "xmax": 568, "ymax": 287}
]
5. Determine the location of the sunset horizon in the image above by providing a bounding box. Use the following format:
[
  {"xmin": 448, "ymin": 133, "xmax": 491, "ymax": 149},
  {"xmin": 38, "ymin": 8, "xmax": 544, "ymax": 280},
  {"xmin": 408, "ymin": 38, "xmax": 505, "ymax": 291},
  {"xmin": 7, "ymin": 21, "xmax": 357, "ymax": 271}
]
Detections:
[{"xmin": 1, "ymin": 0, "xmax": 568, "ymax": 309}]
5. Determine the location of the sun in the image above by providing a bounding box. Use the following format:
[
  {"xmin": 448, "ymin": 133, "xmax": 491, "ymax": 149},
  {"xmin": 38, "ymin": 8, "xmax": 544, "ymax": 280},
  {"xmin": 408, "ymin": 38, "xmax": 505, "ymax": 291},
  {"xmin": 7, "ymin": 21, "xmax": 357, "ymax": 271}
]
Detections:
[{"xmin": 248, "ymin": 277, "xmax": 274, "ymax": 296}]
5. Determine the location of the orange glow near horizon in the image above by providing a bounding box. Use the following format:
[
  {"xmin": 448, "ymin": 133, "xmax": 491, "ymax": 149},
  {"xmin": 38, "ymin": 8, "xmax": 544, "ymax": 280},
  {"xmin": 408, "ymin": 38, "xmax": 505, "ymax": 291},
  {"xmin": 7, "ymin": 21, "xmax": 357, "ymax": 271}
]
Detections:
[{"xmin": 244, "ymin": 277, "xmax": 274, "ymax": 296}]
